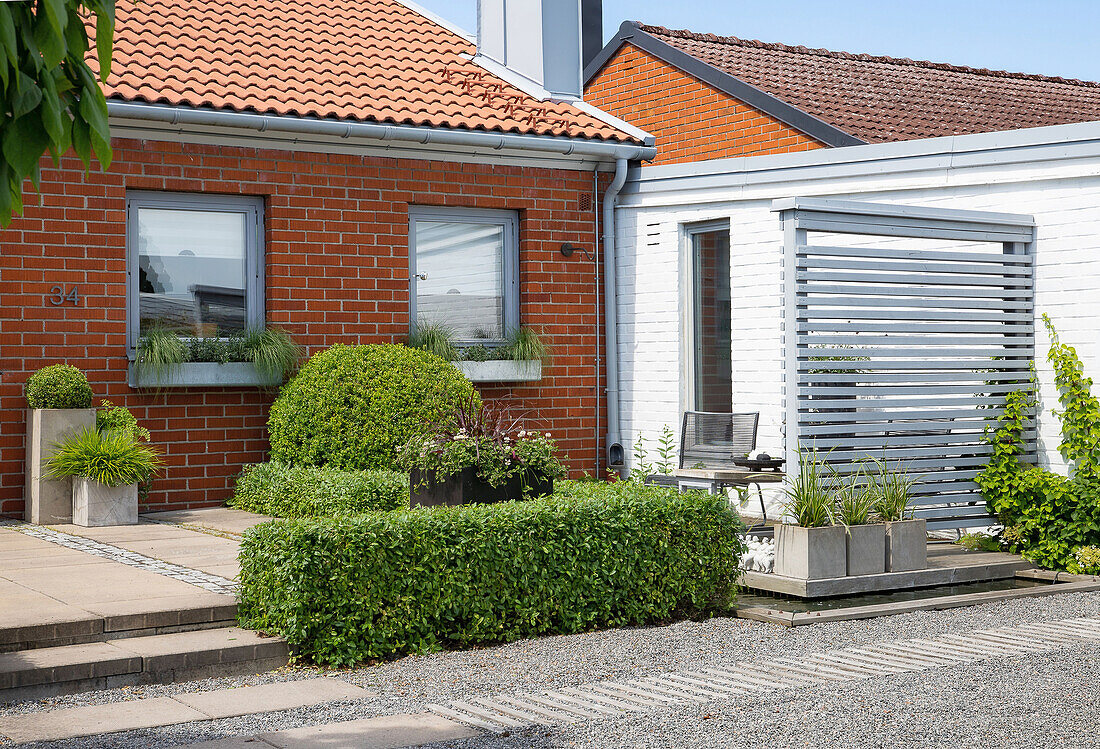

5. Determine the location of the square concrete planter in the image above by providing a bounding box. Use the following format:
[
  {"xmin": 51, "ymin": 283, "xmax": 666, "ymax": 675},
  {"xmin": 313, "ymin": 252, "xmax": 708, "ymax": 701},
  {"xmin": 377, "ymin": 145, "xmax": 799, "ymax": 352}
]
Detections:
[
  {"xmin": 454, "ymin": 361, "xmax": 542, "ymax": 383},
  {"xmin": 774, "ymin": 524, "xmax": 847, "ymax": 580},
  {"xmin": 24, "ymin": 408, "xmax": 97, "ymax": 524},
  {"xmin": 886, "ymin": 519, "xmax": 928, "ymax": 572},
  {"xmin": 845, "ymin": 523, "xmax": 887, "ymax": 576},
  {"xmin": 72, "ymin": 478, "xmax": 138, "ymax": 527}
]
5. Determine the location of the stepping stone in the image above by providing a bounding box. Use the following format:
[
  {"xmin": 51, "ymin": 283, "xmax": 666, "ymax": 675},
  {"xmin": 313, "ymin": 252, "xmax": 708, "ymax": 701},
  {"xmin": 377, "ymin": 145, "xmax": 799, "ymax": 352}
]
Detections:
[
  {"xmin": 173, "ymin": 677, "xmax": 373, "ymax": 718},
  {"xmin": 0, "ymin": 697, "xmax": 205, "ymax": 743},
  {"xmin": 258, "ymin": 712, "xmax": 479, "ymax": 749}
]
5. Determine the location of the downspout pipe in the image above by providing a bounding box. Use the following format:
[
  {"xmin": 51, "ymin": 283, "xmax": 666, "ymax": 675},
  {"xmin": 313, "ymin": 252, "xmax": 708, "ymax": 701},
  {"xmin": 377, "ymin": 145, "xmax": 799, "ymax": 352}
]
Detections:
[
  {"xmin": 603, "ymin": 157, "xmax": 628, "ymax": 470},
  {"xmin": 105, "ymin": 101, "xmax": 657, "ymax": 162}
]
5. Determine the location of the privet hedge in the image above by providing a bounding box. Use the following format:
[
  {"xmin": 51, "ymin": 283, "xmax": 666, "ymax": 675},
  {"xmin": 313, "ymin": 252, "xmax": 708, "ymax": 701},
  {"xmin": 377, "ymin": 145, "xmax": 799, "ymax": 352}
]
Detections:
[
  {"xmin": 979, "ymin": 316, "xmax": 1100, "ymax": 570},
  {"xmin": 238, "ymin": 485, "xmax": 745, "ymax": 665},
  {"xmin": 24, "ymin": 364, "xmax": 93, "ymax": 409},
  {"xmin": 230, "ymin": 461, "xmax": 407, "ymax": 518},
  {"xmin": 267, "ymin": 344, "xmax": 477, "ymax": 471}
]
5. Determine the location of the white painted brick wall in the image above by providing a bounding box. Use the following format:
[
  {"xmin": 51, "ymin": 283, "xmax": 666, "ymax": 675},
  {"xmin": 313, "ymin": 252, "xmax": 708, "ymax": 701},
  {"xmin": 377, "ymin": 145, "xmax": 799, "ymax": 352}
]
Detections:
[{"xmin": 614, "ymin": 130, "xmax": 1100, "ymax": 480}]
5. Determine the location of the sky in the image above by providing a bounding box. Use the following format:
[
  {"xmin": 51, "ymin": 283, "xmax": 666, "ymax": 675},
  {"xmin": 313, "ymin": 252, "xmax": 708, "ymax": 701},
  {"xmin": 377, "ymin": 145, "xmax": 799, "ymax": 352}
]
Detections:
[{"xmin": 412, "ymin": 0, "xmax": 1100, "ymax": 82}]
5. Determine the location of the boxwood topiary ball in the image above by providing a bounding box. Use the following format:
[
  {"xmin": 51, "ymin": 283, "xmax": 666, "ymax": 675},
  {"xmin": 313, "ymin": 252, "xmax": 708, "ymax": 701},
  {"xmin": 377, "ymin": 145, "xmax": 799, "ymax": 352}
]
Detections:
[
  {"xmin": 24, "ymin": 364, "xmax": 94, "ymax": 409},
  {"xmin": 267, "ymin": 343, "xmax": 477, "ymax": 471}
]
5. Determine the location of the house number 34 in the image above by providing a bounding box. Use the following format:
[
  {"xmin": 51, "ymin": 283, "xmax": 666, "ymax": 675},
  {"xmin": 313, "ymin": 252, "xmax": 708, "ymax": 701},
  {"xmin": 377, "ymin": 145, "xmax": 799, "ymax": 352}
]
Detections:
[{"xmin": 47, "ymin": 285, "xmax": 80, "ymax": 306}]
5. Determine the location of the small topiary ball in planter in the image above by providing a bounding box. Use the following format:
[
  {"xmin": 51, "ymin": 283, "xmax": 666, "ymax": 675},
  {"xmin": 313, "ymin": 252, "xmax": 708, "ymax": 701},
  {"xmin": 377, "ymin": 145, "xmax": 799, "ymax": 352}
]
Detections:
[
  {"xmin": 24, "ymin": 364, "xmax": 94, "ymax": 409},
  {"xmin": 267, "ymin": 343, "xmax": 478, "ymax": 471}
]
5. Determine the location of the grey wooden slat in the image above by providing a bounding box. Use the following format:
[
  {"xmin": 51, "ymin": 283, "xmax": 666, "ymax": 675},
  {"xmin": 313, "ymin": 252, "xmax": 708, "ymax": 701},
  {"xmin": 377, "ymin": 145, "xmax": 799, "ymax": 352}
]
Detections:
[
  {"xmin": 798, "ymin": 395, "xmax": 1012, "ymax": 409},
  {"xmin": 804, "ymin": 432, "xmax": 1029, "ymax": 450},
  {"xmin": 807, "ymin": 443, "xmax": 997, "ymax": 460},
  {"xmin": 799, "ymin": 308, "xmax": 1033, "ymax": 324},
  {"xmin": 798, "ymin": 256, "xmax": 1033, "ymax": 277},
  {"xmin": 796, "ymin": 383, "xmax": 1026, "ymax": 396},
  {"xmin": 926, "ymin": 516, "xmax": 998, "ymax": 530},
  {"xmin": 797, "ymin": 359, "xmax": 1032, "ymax": 371},
  {"xmin": 793, "ymin": 215, "xmax": 1033, "ymax": 243},
  {"xmin": 818, "ymin": 454, "xmax": 1031, "ymax": 472},
  {"xmin": 797, "ymin": 269, "xmax": 1030, "ymax": 287},
  {"xmin": 796, "ymin": 244, "xmax": 1033, "ymax": 265},
  {"xmin": 800, "ymin": 334, "xmax": 1034, "ymax": 346},
  {"xmin": 801, "ymin": 296, "xmax": 1033, "ymax": 311},
  {"xmin": 798, "ymin": 407, "xmax": 1023, "ymax": 423},
  {"xmin": 798, "ymin": 321, "xmax": 1033, "ymax": 334},
  {"xmin": 798, "ymin": 346, "xmax": 1034, "ymax": 359},
  {"xmin": 801, "ymin": 283, "xmax": 1033, "ymax": 299},
  {"xmin": 800, "ymin": 419, "xmax": 1002, "ymax": 436},
  {"xmin": 798, "ymin": 373, "xmax": 1030, "ymax": 385},
  {"xmin": 911, "ymin": 503, "xmax": 992, "ymax": 518}
]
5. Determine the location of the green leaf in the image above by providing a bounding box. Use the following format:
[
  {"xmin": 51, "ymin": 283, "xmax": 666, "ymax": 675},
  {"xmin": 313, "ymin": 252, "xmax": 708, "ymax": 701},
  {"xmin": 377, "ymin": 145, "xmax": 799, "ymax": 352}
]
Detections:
[
  {"xmin": 0, "ymin": 4, "xmax": 17, "ymax": 67},
  {"xmin": 40, "ymin": 0, "xmax": 68, "ymax": 38},
  {"xmin": 70, "ymin": 114, "xmax": 91, "ymax": 169},
  {"xmin": 2, "ymin": 110, "xmax": 49, "ymax": 176},
  {"xmin": 12, "ymin": 71, "xmax": 42, "ymax": 117},
  {"xmin": 33, "ymin": 3, "xmax": 65, "ymax": 69},
  {"xmin": 94, "ymin": 1, "xmax": 115, "ymax": 77},
  {"xmin": 78, "ymin": 81, "xmax": 112, "ymax": 169},
  {"xmin": 39, "ymin": 71, "xmax": 64, "ymax": 146}
]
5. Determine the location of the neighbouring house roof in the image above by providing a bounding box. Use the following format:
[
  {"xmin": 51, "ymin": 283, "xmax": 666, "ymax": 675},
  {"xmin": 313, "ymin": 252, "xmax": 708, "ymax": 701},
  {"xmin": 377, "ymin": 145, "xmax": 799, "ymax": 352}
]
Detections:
[
  {"xmin": 93, "ymin": 0, "xmax": 641, "ymax": 143},
  {"xmin": 587, "ymin": 21, "xmax": 1100, "ymax": 145}
]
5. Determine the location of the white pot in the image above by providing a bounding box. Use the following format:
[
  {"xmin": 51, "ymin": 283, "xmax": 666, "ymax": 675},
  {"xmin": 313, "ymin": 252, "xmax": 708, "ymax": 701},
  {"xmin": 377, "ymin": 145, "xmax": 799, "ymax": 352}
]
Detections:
[{"xmin": 72, "ymin": 478, "xmax": 138, "ymax": 527}]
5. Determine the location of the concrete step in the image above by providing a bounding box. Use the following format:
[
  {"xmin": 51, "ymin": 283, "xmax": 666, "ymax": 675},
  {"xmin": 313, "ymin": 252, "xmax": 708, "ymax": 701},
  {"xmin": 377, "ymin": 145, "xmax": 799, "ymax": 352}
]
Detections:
[
  {"xmin": 0, "ymin": 627, "xmax": 288, "ymax": 703},
  {"xmin": 0, "ymin": 595, "xmax": 237, "ymax": 653}
]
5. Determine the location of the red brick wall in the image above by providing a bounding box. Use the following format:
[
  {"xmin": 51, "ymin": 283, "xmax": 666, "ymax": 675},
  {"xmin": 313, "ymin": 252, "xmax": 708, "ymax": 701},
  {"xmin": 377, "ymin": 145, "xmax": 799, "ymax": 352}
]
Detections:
[
  {"xmin": 585, "ymin": 44, "xmax": 825, "ymax": 165},
  {"xmin": 0, "ymin": 139, "xmax": 605, "ymax": 515}
]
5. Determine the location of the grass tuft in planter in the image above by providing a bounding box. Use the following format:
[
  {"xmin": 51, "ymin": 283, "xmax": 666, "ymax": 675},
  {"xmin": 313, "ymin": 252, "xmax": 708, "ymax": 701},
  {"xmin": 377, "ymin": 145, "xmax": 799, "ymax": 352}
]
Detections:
[
  {"xmin": 776, "ymin": 446, "xmax": 846, "ymax": 580},
  {"xmin": 866, "ymin": 457, "xmax": 927, "ymax": 572}
]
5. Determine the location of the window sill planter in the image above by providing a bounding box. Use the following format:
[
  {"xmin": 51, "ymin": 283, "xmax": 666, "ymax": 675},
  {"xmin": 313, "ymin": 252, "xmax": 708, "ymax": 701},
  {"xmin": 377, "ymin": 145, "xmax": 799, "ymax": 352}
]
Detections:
[
  {"xmin": 409, "ymin": 467, "xmax": 553, "ymax": 508},
  {"xmin": 73, "ymin": 477, "xmax": 138, "ymax": 527},
  {"xmin": 454, "ymin": 360, "xmax": 542, "ymax": 383},
  {"xmin": 774, "ymin": 524, "xmax": 847, "ymax": 580},
  {"xmin": 25, "ymin": 408, "xmax": 97, "ymax": 525},
  {"xmin": 845, "ymin": 523, "xmax": 887, "ymax": 576},
  {"xmin": 128, "ymin": 362, "xmax": 281, "ymax": 389},
  {"xmin": 885, "ymin": 519, "xmax": 928, "ymax": 572}
]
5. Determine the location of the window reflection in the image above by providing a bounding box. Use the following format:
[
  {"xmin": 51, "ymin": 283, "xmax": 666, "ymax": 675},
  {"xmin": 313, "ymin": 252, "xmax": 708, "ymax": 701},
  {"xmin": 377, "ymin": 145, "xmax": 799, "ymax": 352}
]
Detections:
[{"xmin": 136, "ymin": 208, "xmax": 248, "ymax": 336}]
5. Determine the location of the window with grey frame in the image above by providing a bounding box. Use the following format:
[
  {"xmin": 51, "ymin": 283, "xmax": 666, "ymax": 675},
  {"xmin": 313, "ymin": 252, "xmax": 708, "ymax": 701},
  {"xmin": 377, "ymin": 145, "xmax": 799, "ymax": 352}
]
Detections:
[
  {"xmin": 689, "ymin": 222, "xmax": 733, "ymax": 412},
  {"xmin": 126, "ymin": 192, "xmax": 264, "ymax": 352},
  {"xmin": 408, "ymin": 206, "xmax": 519, "ymax": 343}
]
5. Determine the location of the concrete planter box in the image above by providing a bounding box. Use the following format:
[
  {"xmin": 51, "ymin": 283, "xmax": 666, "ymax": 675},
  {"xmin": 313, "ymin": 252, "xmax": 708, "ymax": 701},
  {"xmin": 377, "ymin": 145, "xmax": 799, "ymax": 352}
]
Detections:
[
  {"xmin": 409, "ymin": 467, "xmax": 553, "ymax": 508},
  {"xmin": 72, "ymin": 477, "xmax": 138, "ymax": 527},
  {"xmin": 24, "ymin": 408, "xmax": 97, "ymax": 524},
  {"xmin": 454, "ymin": 360, "xmax": 542, "ymax": 383},
  {"xmin": 774, "ymin": 524, "xmax": 847, "ymax": 580},
  {"xmin": 846, "ymin": 523, "xmax": 887, "ymax": 576},
  {"xmin": 886, "ymin": 519, "xmax": 928, "ymax": 572},
  {"xmin": 128, "ymin": 362, "xmax": 280, "ymax": 389}
]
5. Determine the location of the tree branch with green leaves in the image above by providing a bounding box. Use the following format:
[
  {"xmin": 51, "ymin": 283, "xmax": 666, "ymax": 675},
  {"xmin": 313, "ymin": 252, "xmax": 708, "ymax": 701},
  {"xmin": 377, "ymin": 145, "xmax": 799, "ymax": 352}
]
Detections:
[{"xmin": 0, "ymin": 0, "xmax": 114, "ymax": 225}]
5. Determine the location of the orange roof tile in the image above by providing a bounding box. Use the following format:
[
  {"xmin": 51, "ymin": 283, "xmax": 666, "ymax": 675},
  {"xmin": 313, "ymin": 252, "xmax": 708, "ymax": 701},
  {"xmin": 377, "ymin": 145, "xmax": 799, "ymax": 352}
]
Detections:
[{"xmin": 93, "ymin": 0, "xmax": 638, "ymax": 143}]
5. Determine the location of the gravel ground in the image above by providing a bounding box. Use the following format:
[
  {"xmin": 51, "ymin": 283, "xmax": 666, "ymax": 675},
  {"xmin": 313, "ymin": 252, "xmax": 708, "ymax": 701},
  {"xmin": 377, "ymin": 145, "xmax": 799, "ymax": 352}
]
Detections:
[{"xmin": 4, "ymin": 590, "xmax": 1100, "ymax": 749}]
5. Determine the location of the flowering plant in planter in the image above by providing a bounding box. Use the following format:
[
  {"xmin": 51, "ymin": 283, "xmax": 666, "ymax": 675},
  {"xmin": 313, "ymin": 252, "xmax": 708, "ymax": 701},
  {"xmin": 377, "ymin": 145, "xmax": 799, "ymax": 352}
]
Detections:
[{"xmin": 397, "ymin": 397, "xmax": 566, "ymax": 504}]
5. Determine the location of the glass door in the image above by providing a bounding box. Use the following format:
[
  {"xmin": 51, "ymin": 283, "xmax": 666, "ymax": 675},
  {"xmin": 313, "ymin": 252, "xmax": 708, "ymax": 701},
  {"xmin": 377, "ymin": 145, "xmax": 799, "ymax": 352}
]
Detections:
[{"xmin": 690, "ymin": 225, "xmax": 733, "ymax": 412}]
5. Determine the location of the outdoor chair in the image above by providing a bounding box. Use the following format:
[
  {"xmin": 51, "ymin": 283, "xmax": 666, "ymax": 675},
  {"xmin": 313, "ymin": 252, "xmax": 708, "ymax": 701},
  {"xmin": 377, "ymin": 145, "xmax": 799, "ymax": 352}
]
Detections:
[{"xmin": 646, "ymin": 411, "xmax": 777, "ymax": 527}]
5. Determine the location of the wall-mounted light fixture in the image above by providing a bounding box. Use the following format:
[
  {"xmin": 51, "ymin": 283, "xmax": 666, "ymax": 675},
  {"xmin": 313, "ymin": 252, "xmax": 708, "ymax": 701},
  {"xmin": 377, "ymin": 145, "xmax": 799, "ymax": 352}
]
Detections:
[{"xmin": 560, "ymin": 242, "xmax": 594, "ymax": 261}]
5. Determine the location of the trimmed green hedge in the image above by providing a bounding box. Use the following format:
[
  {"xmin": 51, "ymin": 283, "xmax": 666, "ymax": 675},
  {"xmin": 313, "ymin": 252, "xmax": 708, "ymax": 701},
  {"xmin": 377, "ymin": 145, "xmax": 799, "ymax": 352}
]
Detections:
[
  {"xmin": 230, "ymin": 461, "xmax": 407, "ymax": 518},
  {"xmin": 238, "ymin": 484, "xmax": 745, "ymax": 665},
  {"xmin": 267, "ymin": 344, "xmax": 476, "ymax": 471},
  {"xmin": 25, "ymin": 364, "xmax": 93, "ymax": 409}
]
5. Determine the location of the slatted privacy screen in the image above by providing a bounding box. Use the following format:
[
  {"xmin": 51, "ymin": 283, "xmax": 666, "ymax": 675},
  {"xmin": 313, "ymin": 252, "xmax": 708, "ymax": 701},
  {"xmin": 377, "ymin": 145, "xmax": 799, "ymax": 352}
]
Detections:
[{"xmin": 774, "ymin": 198, "xmax": 1037, "ymax": 530}]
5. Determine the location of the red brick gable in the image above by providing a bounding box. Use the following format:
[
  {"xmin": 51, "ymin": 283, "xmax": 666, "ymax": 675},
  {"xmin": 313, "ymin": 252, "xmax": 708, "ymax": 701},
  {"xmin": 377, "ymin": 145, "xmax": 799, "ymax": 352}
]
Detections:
[{"xmin": 585, "ymin": 43, "xmax": 823, "ymax": 166}]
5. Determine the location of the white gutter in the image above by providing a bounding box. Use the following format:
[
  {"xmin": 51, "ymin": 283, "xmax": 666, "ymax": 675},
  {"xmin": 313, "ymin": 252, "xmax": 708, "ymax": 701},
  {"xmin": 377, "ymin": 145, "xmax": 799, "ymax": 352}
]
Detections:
[
  {"xmin": 105, "ymin": 101, "xmax": 657, "ymax": 162},
  {"xmin": 603, "ymin": 157, "xmax": 629, "ymax": 469}
]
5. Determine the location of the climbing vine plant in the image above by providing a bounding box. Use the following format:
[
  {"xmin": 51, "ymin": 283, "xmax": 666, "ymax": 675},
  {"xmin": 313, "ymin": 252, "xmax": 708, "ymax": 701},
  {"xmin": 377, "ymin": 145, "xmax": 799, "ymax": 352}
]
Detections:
[{"xmin": 978, "ymin": 315, "xmax": 1100, "ymax": 571}]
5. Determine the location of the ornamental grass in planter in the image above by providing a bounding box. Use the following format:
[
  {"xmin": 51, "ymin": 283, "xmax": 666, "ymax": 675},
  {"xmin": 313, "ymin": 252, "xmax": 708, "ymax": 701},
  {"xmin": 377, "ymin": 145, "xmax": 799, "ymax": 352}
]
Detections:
[
  {"xmin": 832, "ymin": 464, "xmax": 886, "ymax": 577},
  {"xmin": 397, "ymin": 397, "xmax": 565, "ymax": 507},
  {"xmin": 23, "ymin": 365, "xmax": 97, "ymax": 524},
  {"xmin": 775, "ymin": 446, "xmax": 846, "ymax": 580},
  {"xmin": 132, "ymin": 323, "xmax": 302, "ymax": 388},
  {"xmin": 867, "ymin": 457, "xmax": 926, "ymax": 572},
  {"xmin": 46, "ymin": 424, "xmax": 162, "ymax": 527}
]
